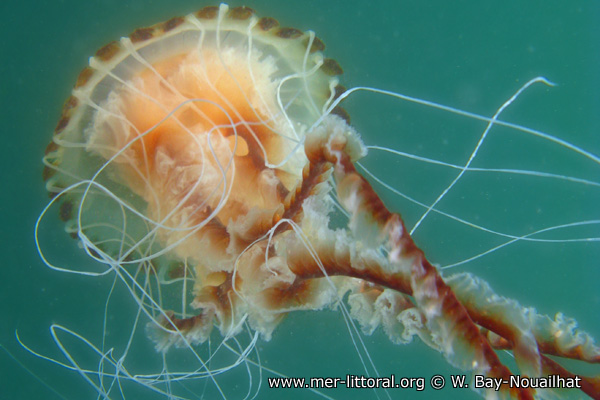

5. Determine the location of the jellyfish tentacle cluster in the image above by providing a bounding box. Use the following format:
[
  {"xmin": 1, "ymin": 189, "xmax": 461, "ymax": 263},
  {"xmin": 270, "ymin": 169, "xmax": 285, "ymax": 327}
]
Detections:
[{"xmin": 39, "ymin": 4, "xmax": 599, "ymax": 399}]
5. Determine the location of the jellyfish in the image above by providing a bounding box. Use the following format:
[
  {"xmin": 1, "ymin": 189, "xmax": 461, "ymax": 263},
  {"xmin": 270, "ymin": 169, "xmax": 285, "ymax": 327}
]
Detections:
[{"xmin": 33, "ymin": 4, "xmax": 599, "ymax": 400}]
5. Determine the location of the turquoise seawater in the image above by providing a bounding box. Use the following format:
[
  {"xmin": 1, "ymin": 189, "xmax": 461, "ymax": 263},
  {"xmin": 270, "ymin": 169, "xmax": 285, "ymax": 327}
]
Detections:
[{"xmin": 1, "ymin": 1, "xmax": 598, "ymax": 399}]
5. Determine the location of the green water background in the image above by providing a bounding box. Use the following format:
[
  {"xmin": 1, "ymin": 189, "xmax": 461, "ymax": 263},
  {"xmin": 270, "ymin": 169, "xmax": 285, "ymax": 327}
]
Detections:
[{"xmin": 1, "ymin": 1, "xmax": 598, "ymax": 399}]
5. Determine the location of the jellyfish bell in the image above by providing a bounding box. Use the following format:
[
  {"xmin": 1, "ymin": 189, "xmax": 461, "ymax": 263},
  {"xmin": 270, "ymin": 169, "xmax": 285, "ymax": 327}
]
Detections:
[
  {"xmin": 36, "ymin": 4, "xmax": 600, "ymax": 400},
  {"xmin": 43, "ymin": 3, "xmax": 350, "ymax": 340}
]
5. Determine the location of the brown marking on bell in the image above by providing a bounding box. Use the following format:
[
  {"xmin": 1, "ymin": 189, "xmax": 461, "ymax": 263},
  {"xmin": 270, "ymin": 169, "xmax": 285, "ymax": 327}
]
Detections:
[
  {"xmin": 95, "ymin": 41, "xmax": 121, "ymax": 62},
  {"xmin": 88, "ymin": 247, "xmax": 100, "ymax": 259},
  {"xmin": 54, "ymin": 116, "xmax": 70, "ymax": 134},
  {"xmin": 162, "ymin": 17, "xmax": 184, "ymax": 32},
  {"xmin": 75, "ymin": 67, "xmax": 94, "ymax": 88},
  {"xmin": 47, "ymin": 184, "xmax": 68, "ymax": 200},
  {"xmin": 333, "ymin": 84, "xmax": 347, "ymax": 100},
  {"xmin": 330, "ymin": 106, "xmax": 350, "ymax": 124},
  {"xmin": 69, "ymin": 231, "xmax": 79, "ymax": 240},
  {"xmin": 62, "ymin": 96, "xmax": 79, "ymax": 114},
  {"xmin": 196, "ymin": 6, "xmax": 219, "ymax": 19},
  {"xmin": 48, "ymin": 188, "xmax": 60, "ymax": 199},
  {"xmin": 303, "ymin": 36, "xmax": 325, "ymax": 53},
  {"xmin": 228, "ymin": 6, "xmax": 254, "ymax": 20},
  {"xmin": 44, "ymin": 141, "xmax": 59, "ymax": 156},
  {"xmin": 276, "ymin": 27, "xmax": 303, "ymax": 39},
  {"xmin": 258, "ymin": 17, "xmax": 278, "ymax": 31},
  {"xmin": 42, "ymin": 165, "xmax": 56, "ymax": 181},
  {"xmin": 320, "ymin": 58, "xmax": 344, "ymax": 76},
  {"xmin": 59, "ymin": 201, "xmax": 73, "ymax": 222},
  {"xmin": 129, "ymin": 27, "xmax": 155, "ymax": 43}
]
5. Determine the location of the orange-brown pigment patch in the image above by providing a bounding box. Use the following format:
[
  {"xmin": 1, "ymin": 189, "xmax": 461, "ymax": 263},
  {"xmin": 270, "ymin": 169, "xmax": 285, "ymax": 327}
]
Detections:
[{"xmin": 111, "ymin": 50, "xmax": 291, "ymax": 228}]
